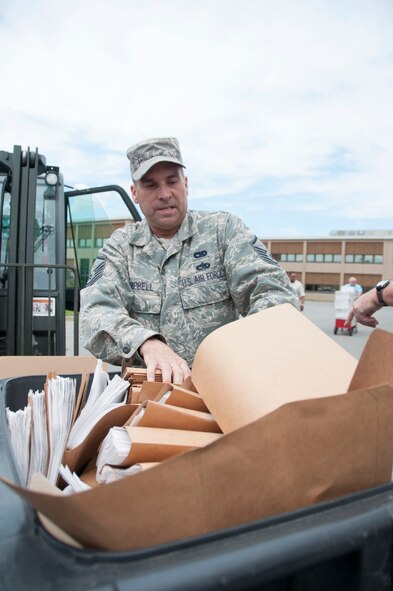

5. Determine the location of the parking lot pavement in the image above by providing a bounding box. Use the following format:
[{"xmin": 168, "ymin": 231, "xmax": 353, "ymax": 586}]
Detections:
[
  {"xmin": 304, "ymin": 300, "xmax": 393, "ymax": 359},
  {"xmin": 67, "ymin": 301, "xmax": 393, "ymax": 362}
]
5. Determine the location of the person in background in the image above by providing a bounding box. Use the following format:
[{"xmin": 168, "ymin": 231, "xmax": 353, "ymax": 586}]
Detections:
[
  {"xmin": 289, "ymin": 272, "xmax": 305, "ymax": 311},
  {"xmin": 346, "ymin": 280, "xmax": 392, "ymax": 328},
  {"xmin": 80, "ymin": 137, "xmax": 298, "ymax": 383},
  {"xmin": 343, "ymin": 276, "xmax": 363, "ymax": 299}
]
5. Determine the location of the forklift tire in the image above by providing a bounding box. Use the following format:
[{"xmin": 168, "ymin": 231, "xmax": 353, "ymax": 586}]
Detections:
[{"xmin": 334, "ymin": 327, "xmax": 338, "ymax": 335}]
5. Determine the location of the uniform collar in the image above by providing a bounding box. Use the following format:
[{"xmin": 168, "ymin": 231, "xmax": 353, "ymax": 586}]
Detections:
[{"xmin": 129, "ymin": 211, "xmax": 197, "ymax": 247}]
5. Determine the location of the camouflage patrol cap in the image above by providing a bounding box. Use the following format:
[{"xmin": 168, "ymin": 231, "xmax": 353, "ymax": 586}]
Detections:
[{"xmin": 126, "ymin": 137, "xmax": 186, "ymax": 181}]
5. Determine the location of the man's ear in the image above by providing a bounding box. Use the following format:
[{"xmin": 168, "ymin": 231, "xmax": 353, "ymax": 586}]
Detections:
[
  {"xmin": 131, "ymin": 184, "xmax": 139, "ymax": 204},
  {"xmin": 184, "ymin": 175, "xmax": 189, "ymax": 195}
]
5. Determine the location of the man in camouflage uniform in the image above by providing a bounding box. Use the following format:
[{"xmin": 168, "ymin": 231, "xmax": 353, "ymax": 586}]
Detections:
[{"xmin": 80, "ymin": 137, "xmax": 298, "ymax": 383}]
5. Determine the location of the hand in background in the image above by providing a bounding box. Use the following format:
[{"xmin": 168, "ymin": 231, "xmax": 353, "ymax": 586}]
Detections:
[{"xmin": 345, "ymin": 290, "xmax": 381, "ymax": 328}]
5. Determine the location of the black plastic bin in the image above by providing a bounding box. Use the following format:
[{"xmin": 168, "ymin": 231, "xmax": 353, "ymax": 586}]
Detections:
[{"xmin": 1, "ymin": 374, "xmax": 393, "ymax": 591}]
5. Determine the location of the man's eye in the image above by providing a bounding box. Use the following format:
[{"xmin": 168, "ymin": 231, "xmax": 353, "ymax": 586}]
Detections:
[{"xmin": 168, "ymin": 178, "xmax": 178, "ymax": 184}]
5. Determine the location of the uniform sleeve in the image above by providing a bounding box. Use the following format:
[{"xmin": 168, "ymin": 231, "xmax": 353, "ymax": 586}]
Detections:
[
  {"xmin": 220, "ymin": 213, "xmax": 299, "ymax": 315},
  {"xmin": 79, "ymin": 230, "xmax": 163, "ymax": 364}
]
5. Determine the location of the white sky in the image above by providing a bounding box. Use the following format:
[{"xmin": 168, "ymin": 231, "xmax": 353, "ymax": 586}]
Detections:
[{"xmin": 1, "ymin": 0, "xmax": 393, "ymax": 236}]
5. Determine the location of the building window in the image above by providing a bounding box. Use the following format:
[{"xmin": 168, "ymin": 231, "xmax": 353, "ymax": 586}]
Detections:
[
  {"xmin": 272, "ymin": 253, "xmax": 304, "ymax": 262},
  {"xmin": 95, "ymin": 237, "xmax": 104, "ymax": 248},
  {"xmin": 345, "ymin": 253, "xmax": 383, "ymax": 264},
  {"xmin": 79, "ymin": 238, "xmax": 92, "ymax": 248},
  {"xmin": 305, "ymin": 283, "xmax": 338, "ymax": 293},
  {"xmin": 307, "ymin": 253, "xmax": 341, "ymax": 263}
]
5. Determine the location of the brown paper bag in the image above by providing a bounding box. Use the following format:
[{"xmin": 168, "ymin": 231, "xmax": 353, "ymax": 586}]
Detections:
[
  {"xmin": 349, "ymin": 329, "xmax": 393, "ymax": 391},
  {"xmin": 3, "ymin": 384, "xmax": 393, "ymax": 552},
  {"xmin": 192, "ymin": 303, "xmax": 358, "ymax": 432}
]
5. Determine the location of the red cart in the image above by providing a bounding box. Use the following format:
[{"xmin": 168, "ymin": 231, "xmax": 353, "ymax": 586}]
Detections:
[{"xmin": 334, "ymin": 289, "xmax": 357, "ymax": 336}]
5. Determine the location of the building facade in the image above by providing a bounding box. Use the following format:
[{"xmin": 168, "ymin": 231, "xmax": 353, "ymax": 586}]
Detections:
[{"xmin": 266, "ymin": 231, "xmax": 393, "ymax": 300}]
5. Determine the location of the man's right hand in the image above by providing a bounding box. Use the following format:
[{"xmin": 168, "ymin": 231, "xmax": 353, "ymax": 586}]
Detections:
[
  {"xmin": 345, "ymin": 289, "xmax": 382, "ymax": 328},
  {"xmin": 139, "ymin": 338, "xmax": 191, "ymax": 384}
]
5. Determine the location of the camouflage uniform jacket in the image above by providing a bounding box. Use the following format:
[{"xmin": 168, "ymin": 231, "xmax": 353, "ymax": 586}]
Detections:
[{"xmin": 80, "ymin": 210, "xmax": 298, "ymax": 366}]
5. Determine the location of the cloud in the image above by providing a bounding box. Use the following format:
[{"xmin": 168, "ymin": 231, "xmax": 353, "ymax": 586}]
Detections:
[{"xmin": 1, "ymin": 0, "xmax": 393, "ymax": 236}]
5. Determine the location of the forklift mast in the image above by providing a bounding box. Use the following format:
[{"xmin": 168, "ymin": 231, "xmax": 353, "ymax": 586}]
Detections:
[{"xmin": 0, "ymin": 145, "xmax": 141, "ymax": 356}]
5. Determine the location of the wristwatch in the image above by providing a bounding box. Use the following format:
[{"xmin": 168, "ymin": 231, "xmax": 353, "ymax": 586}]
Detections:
[{"xmin": 375, "ymin": 279, "xmax": 391, "ymax": 306}]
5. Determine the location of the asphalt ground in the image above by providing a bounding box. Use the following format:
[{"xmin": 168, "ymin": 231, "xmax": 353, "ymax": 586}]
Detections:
[
  {"xmin": 303, "ymin": 299, "xmax": 393, "ymax": 359},
  {"xmin": 67, "ymin": 300, "xmax": 393, "ymax": 362}
]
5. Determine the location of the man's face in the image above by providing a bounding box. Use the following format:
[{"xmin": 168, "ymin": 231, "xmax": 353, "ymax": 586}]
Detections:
[
  {"xmin": 290, "ymin": 274, "xmax": 296, "ymax": 283},
  {"xmin": 131, "ymin": 162, "xmax": 188, "ymax": 238}
]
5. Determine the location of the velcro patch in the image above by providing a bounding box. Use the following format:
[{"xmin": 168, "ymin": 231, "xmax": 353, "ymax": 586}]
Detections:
[
  {"xmin": 86, "ymin": 255, "xmax": 106, "ymax": 286},
  {"xmin": 251, "ymin": 236, "xmax": 279, "ymax": 267}
]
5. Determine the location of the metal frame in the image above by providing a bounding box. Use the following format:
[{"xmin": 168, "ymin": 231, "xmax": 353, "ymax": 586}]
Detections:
[
  {"xmin": 0, "ymin": 262, "xmax": 79, "ymax": 355},
  {"xmin": 65, "ymin": 185, "xmax": 142, "ymax": 223}
]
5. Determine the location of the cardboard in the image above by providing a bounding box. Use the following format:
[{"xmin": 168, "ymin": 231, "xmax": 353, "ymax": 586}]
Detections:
[
  {"xmin": 0, "ymin": 356, "xmax": 106, "ymax": 379},
  {"xmin": 79, "ymin": 457, "xmax": 100, "ymax": 488},
  {"xmin": 126, "ymin": 400, "xmax": 221, "ymax": 433},
  {"xmin": 122, "ymin": 366, "xmax": 163, "ymax": 387},
  {"xmin": 3, "ymin": 384, "xmax": 393, "ymax": 552},
  {"xmin": 192, "ymin": 303, "xmax": 358, "ymax": 432},
  {"xmin": 348, "ymin": 329, "xmax": 393, "ymax": 391},
  {"xmin": 154, "ymin": 385, "xmax": 209, "ymax": 413},
  {"xmin": 2, "ymin": 308, "xmax": 393, "ymax": 553},
  {"xmin": 119, "ymin": 426, "xmax": 222, "ymax": 466},
  {"xmin": 29, "ymin": 474, "xmax": 82, "ymax": 548},
  {"xmin": 130, "ymin": 381, "xmax": 171, "ymax": 404}
]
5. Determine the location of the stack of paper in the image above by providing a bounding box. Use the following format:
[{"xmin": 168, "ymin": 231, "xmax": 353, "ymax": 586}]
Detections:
[
  {"xmin": 88, "ymin": 383, "xmax": 221, "ymax": 486},
  {"xmin": 6, "ymin": 405, "xmax": 32, "ymax": 486},
  {"xmin": 28, "ymin": 390, "xmax": 49, "ymax": 483},
  {"xmin": 6, "ymin": 361, "xmax": 132, "ymax": 487},
  {"xmin": 96, "ymin": 426, "xmax": 222, "ymax": 483},
  {"xmin": 46, "ymin": 376, "xmax": 76, "ymax": 484},
  {"xmin": 67, "ymin": 374, "xmax": 129, "ymax": 449},
  {"xmin": 59, "ymin": 464, "xmax": 92, "ymax": 495},
  {"xmin": 6, "ymin": 376, "xmax": 77, "ymax": 486}
]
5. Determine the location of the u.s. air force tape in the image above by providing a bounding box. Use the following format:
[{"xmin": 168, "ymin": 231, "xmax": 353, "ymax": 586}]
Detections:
[
  {"xmin": 251, "ymin": 236, "xmax": 279, "ymax": 266},
  {"xmin": 86, "ymin": 254, "xmax": 106, "ymax": 286}
]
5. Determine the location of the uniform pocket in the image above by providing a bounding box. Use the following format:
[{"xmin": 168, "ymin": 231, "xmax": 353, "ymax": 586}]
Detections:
[
  {"xmin": 132, "ymin": 289, "xmax": 162, "ymax": 314},
  {"xmin": 179, "ymin": 278, "xmax": 230, "ymax": 310}
]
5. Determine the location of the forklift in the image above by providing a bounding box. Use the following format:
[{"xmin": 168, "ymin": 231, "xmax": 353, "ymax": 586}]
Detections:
[{"xmin": 0, "ymin": 145, "xmax": 141, "ymax": 356}]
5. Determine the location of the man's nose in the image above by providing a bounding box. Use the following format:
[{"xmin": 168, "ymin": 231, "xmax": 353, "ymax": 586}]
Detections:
[{"xmin": 157, "ymin": 183, "xmax": 171, "ymax": 199}]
